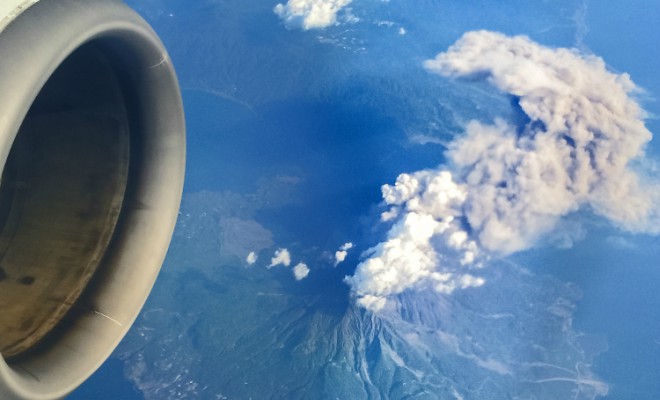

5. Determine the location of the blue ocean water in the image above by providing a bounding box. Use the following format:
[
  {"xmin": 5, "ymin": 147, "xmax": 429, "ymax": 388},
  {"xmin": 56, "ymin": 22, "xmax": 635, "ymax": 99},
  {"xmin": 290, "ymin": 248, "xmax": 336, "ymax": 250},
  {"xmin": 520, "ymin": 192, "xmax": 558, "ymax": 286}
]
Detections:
[
  {"xmin": 513, "ymin": 230, "xmax": 660, "ymax": 398},
  {"xmin": 68, "ymin": 358, "xmax": 141, "ymax": 400}
]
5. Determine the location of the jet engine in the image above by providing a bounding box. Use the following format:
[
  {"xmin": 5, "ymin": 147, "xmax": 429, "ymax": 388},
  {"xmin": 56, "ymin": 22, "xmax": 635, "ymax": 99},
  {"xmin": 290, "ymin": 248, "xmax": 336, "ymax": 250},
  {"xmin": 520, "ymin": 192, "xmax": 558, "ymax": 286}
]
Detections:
[{"xmin": 0, "ymin": 0, "xmax": 185, "ymax": 398}]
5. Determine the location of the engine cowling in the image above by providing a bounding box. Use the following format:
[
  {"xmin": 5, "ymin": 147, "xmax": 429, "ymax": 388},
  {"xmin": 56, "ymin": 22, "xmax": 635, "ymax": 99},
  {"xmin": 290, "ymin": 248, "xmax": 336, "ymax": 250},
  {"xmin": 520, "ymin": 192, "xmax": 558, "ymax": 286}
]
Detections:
[{"xmin": 0, "ymin": 0, "xmax": 185, "ymax": 398}]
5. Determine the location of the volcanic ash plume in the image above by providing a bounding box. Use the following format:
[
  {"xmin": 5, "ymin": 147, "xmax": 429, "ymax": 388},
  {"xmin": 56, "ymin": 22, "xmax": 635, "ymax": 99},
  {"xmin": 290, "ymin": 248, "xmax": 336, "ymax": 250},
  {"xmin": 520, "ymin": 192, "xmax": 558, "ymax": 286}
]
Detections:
[{"xmin": 347, "ymin": 30, "xmax": 659, "ymax": 311}]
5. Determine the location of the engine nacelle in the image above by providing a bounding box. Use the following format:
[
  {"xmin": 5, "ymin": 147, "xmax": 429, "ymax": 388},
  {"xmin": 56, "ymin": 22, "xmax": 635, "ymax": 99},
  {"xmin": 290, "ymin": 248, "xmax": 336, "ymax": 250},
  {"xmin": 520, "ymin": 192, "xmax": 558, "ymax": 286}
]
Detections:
[{"xmin": 0, "ymin": 0, "xmax": 185, "ymax": 398}]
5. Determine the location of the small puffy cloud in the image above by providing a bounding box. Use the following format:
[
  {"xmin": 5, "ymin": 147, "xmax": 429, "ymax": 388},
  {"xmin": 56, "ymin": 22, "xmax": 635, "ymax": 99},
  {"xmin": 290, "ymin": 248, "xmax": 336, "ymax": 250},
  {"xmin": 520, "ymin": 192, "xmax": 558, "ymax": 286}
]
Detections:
[
  {"xmin": 274, "ymin": 0, "xmax": 352, "ymax": 30},
  {"xmin": 334, "ymin": 251, "xmax": 348, "ymax": 265},
  {"xmin": 334, "ymin": 242, "xmax": 354, "ymax": 266},
  {"xmin": 348, "ymin": 30, "xmax": 659, "ymax": 310},
  {"xmin": 246, "ymin": 251, "xmax": 258, "ymax": 265},
  {"xmin": 293, "ymin": 262, "xmax": 310, "ymax": 280},
  {"xmin": 268, "ymin": 248, "xmax": 291, "ymax": 268}
]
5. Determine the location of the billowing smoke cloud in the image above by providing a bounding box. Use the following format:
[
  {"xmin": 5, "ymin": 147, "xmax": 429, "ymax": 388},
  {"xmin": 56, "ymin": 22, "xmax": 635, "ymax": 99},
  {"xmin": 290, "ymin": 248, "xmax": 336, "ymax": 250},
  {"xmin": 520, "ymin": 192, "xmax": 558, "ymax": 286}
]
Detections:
[
  {"xmin": 334, "ymin": 242, "xmax": 354, "ymax": 266},
  {"xmin": 293, "ymin": 262, "xmax": 310, "ymax": 280},
  {"xmin": 269, "ymin": 248, "xmax": 291, "ymax": 268},
  {"xmin": 274, "ymin": 0, "xmax": 352, "ymax": 30},
  {"xmin": 347, "ymin": 30, "xmax": 659, "ymax": 311}
]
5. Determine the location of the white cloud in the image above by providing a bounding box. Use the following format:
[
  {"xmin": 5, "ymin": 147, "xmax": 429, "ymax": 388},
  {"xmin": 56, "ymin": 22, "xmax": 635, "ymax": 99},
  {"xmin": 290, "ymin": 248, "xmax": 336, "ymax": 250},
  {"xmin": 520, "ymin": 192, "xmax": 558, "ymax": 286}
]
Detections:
[
  {"xmin": 356, "ymin": 294, "xmax": 388, "ymax": 311},
  {"xmin": 334, "ymin": 242, "xmax": 354, "ymax": 266},
  {"xmin": 293, "ymin": 262, "xmax": 310, "ymax": 280},
  {"xmin": 334, "ymin": 251, "xmax": 348, "ymax": 265},
  {"xmin": 380, "ymin": 207, "xmax": 399, "ymax": 221},
  {"xmin": 348, "ymin": 30, "xmax": 659, "ymax": 310},
  {"xmin": 246, "ymin": 251, "xmax": 258, "ymax": 265},
  {"xmin": 274, "ymin": 0, "xmax": 352, "ymax": 30},
  {"xmin": 268, "ymin": 248, "xmax": 291, "ymax": 268},
  {"xmin": 345, "ymin": 211, "xmax": 480, "ymax": 310}
]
